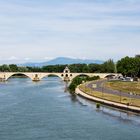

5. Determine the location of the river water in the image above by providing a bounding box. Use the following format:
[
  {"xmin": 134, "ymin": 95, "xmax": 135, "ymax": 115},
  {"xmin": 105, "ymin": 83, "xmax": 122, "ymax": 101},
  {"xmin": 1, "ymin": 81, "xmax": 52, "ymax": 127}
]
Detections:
[{"xmin": 0, "ymin": 77, "xmax": 140, "ymax": 140}]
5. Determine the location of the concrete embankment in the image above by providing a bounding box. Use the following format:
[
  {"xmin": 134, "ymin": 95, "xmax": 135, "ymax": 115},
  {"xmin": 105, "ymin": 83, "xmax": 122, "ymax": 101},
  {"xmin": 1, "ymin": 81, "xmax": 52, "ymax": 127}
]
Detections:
[{"xmin": 75, "ymin": 86, "xmax": 140, "ymax": 113}]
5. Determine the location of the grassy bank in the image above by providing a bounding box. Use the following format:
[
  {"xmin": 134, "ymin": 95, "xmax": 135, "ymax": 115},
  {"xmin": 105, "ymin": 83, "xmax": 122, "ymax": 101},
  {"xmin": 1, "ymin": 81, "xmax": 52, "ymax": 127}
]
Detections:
[
  {"xmin": 79, "ymin": 84, "xmax": 140, "ymax": 107},
  {"xmin": 68, "ymin": 76, "xmax": 100, "ymax": 94},
  {"xmin": 105, "ymin": 81, "xmax": 140, "ymax": 95}
]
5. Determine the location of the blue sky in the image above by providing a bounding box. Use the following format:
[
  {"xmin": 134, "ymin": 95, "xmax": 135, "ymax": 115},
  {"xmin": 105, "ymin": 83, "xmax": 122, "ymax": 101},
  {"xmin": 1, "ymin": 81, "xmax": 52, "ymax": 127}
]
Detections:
[{"xmin": 0, "ymin": 0, "xmax": 140, "ymax": 64}]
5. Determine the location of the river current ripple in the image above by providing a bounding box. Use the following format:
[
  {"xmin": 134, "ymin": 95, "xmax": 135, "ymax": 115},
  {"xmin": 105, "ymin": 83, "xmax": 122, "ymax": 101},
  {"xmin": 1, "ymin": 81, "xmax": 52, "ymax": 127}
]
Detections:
[{"xmin": 0, "ymin": 77, "xmax": 140, "ymax": 140}]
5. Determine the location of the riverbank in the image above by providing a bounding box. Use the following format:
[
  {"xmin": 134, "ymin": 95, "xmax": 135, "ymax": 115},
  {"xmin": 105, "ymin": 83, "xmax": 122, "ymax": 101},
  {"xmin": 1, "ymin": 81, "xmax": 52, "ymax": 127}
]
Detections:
[
  {"xmin": 76, "ymin": 86, "xmax": 140, "ymax": 113},
  {"xmin": 75, "ymin": 82, "xmax": 140, "ymax": 113}
]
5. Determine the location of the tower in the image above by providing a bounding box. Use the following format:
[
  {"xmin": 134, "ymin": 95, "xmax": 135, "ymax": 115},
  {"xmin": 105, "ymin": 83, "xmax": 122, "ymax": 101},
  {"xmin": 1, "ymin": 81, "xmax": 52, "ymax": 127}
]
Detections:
[
  {"xmin": 63, "ymin": 66, "xmax": 71, "ymax": 81},
  {"xmin": 63, "ymin": 66, "xmax": 70, "ymax": 74}
]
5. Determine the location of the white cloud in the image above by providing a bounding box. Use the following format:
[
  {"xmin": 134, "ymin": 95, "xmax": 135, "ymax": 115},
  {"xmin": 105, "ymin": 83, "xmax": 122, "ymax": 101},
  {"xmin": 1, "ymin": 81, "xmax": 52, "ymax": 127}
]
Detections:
[
  {"xmin": 0, "ymin": 0, "xmax": 139, "ymax": 64},
  {"xmin": 24, "ymin": 57, "xmax": 31, "ymax": 61},
  {"xmin": 44, "ymin": 57, "xmax": 54, "ymax": 60},
  {"xmin": 8, "ymin": 56, "xmax": 18, "ymax": 60}
]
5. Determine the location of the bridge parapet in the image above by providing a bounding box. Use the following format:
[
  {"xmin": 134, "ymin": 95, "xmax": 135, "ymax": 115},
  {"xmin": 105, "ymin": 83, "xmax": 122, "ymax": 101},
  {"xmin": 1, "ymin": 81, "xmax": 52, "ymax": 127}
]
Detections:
[{"xmin": 0, "ymin": 70, "xmax": 122, "ymax": 82}]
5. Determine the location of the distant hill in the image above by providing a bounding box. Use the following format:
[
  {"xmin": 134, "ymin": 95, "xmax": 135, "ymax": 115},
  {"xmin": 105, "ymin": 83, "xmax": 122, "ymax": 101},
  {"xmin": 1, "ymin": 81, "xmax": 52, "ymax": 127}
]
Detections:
[{"xmin": 20, "ymin": 57, "xmax": 104, "ymax": 67}]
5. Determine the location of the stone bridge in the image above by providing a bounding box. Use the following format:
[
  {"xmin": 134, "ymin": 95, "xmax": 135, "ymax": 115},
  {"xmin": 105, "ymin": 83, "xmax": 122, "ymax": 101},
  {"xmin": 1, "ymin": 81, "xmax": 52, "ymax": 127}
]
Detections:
[{"xmin": 0, "ymin": 67, "xmax": 121, "ymax": 82}]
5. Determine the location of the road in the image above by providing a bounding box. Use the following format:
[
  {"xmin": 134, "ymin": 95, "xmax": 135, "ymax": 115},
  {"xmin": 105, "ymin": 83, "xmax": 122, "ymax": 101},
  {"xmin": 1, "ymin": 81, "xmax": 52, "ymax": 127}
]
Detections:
[{"xmin": 86, "ymin": 80, "xmax": 140, "ymax": 99}]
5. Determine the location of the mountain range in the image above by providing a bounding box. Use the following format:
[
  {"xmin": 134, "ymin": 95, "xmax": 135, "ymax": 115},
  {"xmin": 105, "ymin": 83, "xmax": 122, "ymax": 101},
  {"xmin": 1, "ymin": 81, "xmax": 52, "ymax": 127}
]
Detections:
[{"xmin": 20, "ymin": 57, "xmax": 104, "ymax": 67}]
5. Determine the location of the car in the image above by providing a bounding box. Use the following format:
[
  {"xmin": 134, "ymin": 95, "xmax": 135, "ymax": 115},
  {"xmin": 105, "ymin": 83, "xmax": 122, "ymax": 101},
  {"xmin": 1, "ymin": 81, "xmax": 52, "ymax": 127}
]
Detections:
[{"xmin": 123, "ymin": 77, "xmax": 133, "ymax": 82}]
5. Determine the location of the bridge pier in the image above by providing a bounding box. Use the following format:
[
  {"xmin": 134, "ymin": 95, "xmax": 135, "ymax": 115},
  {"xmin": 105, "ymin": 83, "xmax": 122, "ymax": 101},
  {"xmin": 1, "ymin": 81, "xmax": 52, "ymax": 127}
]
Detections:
[
  {"xmin": 0, "ymin": 78, "xmax": 6, "ymax": 82},
  {"xmin": 0, "ymin": 67, "xmax": 122, "ymax": 82},
  {"xmin": 32, "ymin": 74, "xmax": 41, "ymax": 82},
  {"xmin": 32, "ymin": 78, "xmax": 40, "ymax": 82}
]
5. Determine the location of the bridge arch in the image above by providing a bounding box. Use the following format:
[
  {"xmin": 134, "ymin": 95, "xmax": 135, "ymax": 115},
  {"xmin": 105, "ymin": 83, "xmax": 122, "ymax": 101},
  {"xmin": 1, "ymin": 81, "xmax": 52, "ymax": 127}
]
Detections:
[
  {"xmin": 104, "ymin": 74, "xmax": 116, "ymax": 79},
  {"xmin": 40, "ymin": 73, "xmax": 63, "ymax": 81},
  {"xmin": 5, "ymin": 73, "xmax": 33, "ymax": 81},
  {"xmin": 71, "ymin": 73, "xmax": 91, "ymax": 81}
]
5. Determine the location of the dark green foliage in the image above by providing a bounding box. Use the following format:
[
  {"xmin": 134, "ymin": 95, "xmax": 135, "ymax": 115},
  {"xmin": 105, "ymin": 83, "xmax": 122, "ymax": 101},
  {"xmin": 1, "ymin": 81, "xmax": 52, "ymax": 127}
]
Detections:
[
  {"xmin": 86, "ymin": 76, "xmax": 100, "ymax": 81},
  {"xmin": 88, "ymin": 64, "xmax": 102, "ymax": 73},
  {"xmin": 68, "ymin": 75, "xmax": 100, "ymax": 93},
  {"xmin": 1, "ymin": 56, "xmax": 139, "ymax": 78},
  {"xmin": 117, "ymin": 56, "xmax": 140, "ymax": 77},
  {"xmin": 0, "ymin": 60, "xmax": 115, "ymax": 73},
  {"xmin": 9, "ymin": 64, "xmax": 19, "ymax": 72},
  {"xmin": 26, "ymin": 66, "xmax": 42, "ymax": 72},
  {"xmin": 96, "ymin": 103, "xmax": 101, "ymax": 109},
  {"xmin": 68, "ymin": 64, "xmax": 89, "ymax": 73},
  {"xmin": 0, "ymin": 64, "xmax": 10, "ymax": 72},
  {"xmin": 42, "ymin": 65, "xmax": 66, "ymax": 72},
  {"xmin": 68, "ymin": 83, "xmax": 77, "ymax": 93},
  {"xmin": 100, "ymin": 59, "xmax": 115, "ymax": 73}
]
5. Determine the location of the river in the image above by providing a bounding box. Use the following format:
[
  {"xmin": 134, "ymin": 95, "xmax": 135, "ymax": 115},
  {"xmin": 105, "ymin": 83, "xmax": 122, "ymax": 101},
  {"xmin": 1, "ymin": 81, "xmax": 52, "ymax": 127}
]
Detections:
[{"xmin": 0, "ymin": 77, "xmax": 140, "ymax": 140}]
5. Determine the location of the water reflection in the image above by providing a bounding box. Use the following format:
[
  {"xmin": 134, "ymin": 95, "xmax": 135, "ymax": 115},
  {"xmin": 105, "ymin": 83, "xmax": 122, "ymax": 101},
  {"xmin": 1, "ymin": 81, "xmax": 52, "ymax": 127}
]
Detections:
[
  {"xmin": 0, "ymin": 77, "xmax": 140, "ymax": 140},
  {"xmin": 76, "ymin": 95, "xmax": 140, "ymax": 126}
]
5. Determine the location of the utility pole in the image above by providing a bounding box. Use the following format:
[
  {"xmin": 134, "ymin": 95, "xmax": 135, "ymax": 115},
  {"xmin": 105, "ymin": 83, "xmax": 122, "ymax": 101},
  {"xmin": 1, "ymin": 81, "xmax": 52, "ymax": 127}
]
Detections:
[{"xmin": 114, "ymin": 62, "xmax": 117, "ymax": 73}]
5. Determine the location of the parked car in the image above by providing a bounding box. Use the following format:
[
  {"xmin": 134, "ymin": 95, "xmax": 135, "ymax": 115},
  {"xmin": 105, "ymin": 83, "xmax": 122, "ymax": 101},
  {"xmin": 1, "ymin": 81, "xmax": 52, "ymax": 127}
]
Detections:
[{"xmin": 122, "ymin": 77, "xmax": 133, "ymax": 82}]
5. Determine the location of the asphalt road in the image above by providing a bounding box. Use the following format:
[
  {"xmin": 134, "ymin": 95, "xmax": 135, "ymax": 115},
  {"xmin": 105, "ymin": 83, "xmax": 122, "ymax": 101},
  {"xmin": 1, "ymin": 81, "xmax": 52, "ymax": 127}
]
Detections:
[{"xmin": 86, "ymin": 80, "xmax": 140, "ymax": 99}]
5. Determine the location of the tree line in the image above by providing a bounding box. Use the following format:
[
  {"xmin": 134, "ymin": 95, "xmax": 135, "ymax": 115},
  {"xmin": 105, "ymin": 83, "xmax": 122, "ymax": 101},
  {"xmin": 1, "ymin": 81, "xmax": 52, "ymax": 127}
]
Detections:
[
  {"xmin": 117, "ymin": 56, "xmax": 140, "ymax": 77},
  {"xmin": 0, "ymin": 56, "xmax": 140, "ymax": 77},
  {"xmin": 0, "ymin": 59, "xmax": 115, "ymax": 73}
]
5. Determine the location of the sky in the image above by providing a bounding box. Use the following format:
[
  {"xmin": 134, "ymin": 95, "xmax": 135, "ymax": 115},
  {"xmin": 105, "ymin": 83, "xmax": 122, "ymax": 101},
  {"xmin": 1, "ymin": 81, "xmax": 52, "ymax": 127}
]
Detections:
[{"xmin": 0, "ymin": 0, "xmax": 140, "ymax": 64}]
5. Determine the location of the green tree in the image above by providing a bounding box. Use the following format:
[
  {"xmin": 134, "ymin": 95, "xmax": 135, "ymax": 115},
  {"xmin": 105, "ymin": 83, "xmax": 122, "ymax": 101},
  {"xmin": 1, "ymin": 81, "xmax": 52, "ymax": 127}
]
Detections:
[
  {"xmin": 0, "ymin": 64, "xmax": 10, "ymax": 72},
  {"xmin": 101, "ymin": 59, "xmax": 115, "ymax": 73},
  {"xmin": 88, "ymin": 64, "xmax": 101, "ymax": 73},
  {"xmin": 117, "ymin": 56, "xmax": 140, "ymax": 77},
  {"xmin": 9, "ymin": 64, "xmax": 18, "ymax": 72}
]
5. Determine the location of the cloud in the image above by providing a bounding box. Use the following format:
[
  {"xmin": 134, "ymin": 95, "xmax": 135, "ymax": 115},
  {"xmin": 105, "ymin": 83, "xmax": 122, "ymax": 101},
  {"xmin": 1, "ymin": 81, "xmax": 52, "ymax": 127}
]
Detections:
[
  {"xmin": 24, "ymin": 57, "xmax": 31, "ymax": 61},
  {"xmin": 44, "ymin": 57, "xmax": 54, "ymax": 60},
  {"xmin": 8, "ymin": 56, "xmax": 18, "ymax": 60},
  {"xmin": 0, "ymin": 0, "xmax": 139, "ymax": 64}
]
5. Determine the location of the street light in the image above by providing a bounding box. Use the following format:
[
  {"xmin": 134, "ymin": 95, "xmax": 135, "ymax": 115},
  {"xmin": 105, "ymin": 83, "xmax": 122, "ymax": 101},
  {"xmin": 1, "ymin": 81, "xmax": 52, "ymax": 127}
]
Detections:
[
  {"xmin": 119, "ymin": 90, "xmax": 122, "ymax": 103},
  {"xmin": 129, "ymin": 92, "xmax": 133, "ymax": 106},
  {"xmin": 101, "ymin": 83, "xmax": 104, "ymax": 98},
  {"xmin": 82, "ymin": 80, "xmax": 86, "ymax": 93}
]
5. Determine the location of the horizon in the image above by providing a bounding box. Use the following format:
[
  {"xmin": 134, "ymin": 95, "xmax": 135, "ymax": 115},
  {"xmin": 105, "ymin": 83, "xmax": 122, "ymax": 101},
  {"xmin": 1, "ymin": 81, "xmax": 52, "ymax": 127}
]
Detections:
[
  {"xmin": 0, "ymin": 56, "xmax": 105, "ymax": 65},
  {"xmin": 0, "ymin": 55, "xmax": 137, "ymax": 66},
  {"xmin": 0, "ymin": 0, "xmax": 140, "ymax": 64},
  {"xmin": 0, "ymin": 55, "xmax": 138, "ymax": 65}
]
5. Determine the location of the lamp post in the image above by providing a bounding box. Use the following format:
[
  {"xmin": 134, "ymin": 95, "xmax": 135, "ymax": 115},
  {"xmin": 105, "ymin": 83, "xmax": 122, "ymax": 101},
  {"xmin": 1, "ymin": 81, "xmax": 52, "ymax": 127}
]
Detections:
[
  {"xmin": 92, "ymin": 83, "xmax": 97, "ymax": 96},
  {"xmin": 101, "ymin": 83, "xmax": 104, "ymax": 98},
  {"xmin": 119, "ymin": 90, "xmax": 122, "ymax": 103},
  {"xmin": 129, "ymin": 92, "xmax": 133, "ymax": 106},
  {"xmin": 82, "ymin": 80, "xmax": 86, "ymax": 92}
]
